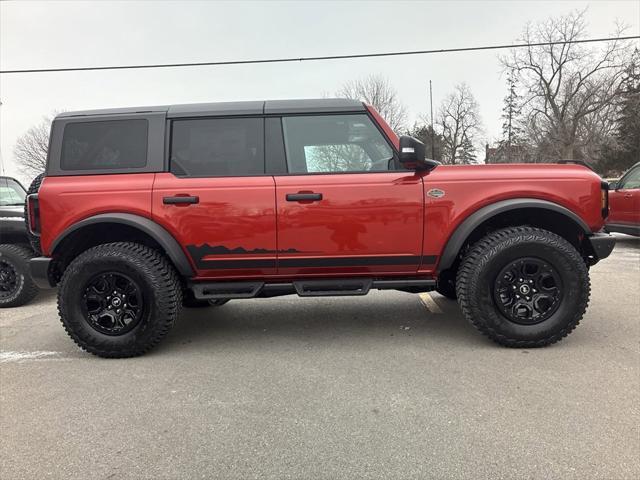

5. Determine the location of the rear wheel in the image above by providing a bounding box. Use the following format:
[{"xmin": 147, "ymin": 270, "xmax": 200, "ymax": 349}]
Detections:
[
  {"xmin": 456, "ymin": 227, "xmax": 590, "ymax": 347},
  {"xmin": 58, "ymin": 242, "xmax": 181, "ymax": 357},
  {"xmin": 0, "ymin": 244, "xmax": 39, "ymax": 308}
]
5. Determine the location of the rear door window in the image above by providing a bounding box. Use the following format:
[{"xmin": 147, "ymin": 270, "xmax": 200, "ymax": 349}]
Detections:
[
  {"xmin": 61, "ymin": 120, "xmax": 148, "ymax": 170},
  {"xmin": 170, "ymin": 117, "xmax": 264, "ymax": 177}
]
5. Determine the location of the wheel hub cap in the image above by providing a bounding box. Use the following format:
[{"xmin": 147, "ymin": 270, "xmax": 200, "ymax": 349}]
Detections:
[
  {"xmin": 493, "ymin": 257, "xmax": 563, "ymax": 325},
  {"xmin": 0, "ymin": 260, "xmax": 18, "ymax": 298},
  {"xmin": 81, "ymin": 272, "xmax": 143, "ymax": 335}
]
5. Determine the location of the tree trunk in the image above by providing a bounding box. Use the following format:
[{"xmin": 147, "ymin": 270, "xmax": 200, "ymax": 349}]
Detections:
[{"xmin": 562, "ymin": 144, "xmax": 575, "ymax": 160}]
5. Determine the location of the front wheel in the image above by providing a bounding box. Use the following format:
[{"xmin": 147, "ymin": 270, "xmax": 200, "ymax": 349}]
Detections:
[
  {"xmin": 58, "ymin": 242, "xmax": 182, "ymax": 357},
  {"xmin": 456, "ymin": 227, "xmax": 590, "ymax": 348}
]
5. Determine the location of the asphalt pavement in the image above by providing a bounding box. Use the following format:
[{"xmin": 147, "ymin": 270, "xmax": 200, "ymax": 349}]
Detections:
[{"xmin": 1, "ymin": 234, "xmax": 638, "ymax": 479}]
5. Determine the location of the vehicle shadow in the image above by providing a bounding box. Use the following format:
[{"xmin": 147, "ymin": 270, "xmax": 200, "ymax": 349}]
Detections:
[
  {"xmin": 612, "ymin": 233, "xmax": 640, "ymax": 249},
  {"xmin": 159, "ymin": 292, "xmax": 485, "ymax": 353},
  {"xmin": 31, "ymin": 288, "xmax": 57, "ymax": 305}
]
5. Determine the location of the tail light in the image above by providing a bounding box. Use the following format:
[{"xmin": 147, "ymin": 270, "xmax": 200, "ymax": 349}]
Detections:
[
  {"xmin": 26, "ymin": 194, "xmax": 41, "ymax": 235},
  {"xmin": 600, "ymin": 180, "xmax": 609, "ymax": 219}
]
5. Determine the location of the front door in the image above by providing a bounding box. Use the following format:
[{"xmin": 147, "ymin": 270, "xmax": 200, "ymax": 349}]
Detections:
[
  {"xmin": 152, "ymin": 116, "xmax": 277, "ymax": 279},
  {"xmin": 609, "ymin": 164, "xmax": 640, "ymax": 226},
  {"xmin": 273, "ymin": 114, "xmax": 424, "ymax": 276}
]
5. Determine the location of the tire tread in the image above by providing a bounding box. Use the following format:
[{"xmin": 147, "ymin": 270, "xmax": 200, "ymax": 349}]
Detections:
[
  {"xmin": 57, "ymin": 242, "xmax": 182, "ymax": 358},
  {"xmin": 456, "ymin": 226, "xmax": 590, "ymax": 348}
]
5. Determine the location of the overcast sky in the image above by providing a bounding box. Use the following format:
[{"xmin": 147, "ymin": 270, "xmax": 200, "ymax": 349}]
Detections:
[{"xmin": 1, "ymin": 0, "xmax": 639, "ymax": 182}]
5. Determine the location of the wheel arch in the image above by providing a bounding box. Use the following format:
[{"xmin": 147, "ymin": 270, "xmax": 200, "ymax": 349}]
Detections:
[
  {"xmin": 51, "ymin": 213, "xmax": 194, "ymax": 277},
  {"xmin": 437, "ymin": 198, "xmax": 591, "ymax": 273}
]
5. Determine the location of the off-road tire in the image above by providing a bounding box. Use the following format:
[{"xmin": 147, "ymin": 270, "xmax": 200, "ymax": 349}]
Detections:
[
  {"xmin": 456, "ymin": 227, "xmax": 590, "ymax": 348},
  {"xmin": 0, "ymin": 244, "xmax": 39, "ymax": 308},
  {"xmin": 58, "ymin": 242, "xmax": 182, "ymax": 358},
  {"xmin": 23, "ymin": 173, "xmax": 44, "ymax": 254}
]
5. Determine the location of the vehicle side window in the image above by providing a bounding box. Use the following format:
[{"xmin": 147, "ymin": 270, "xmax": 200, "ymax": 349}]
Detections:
[
  {"xmin": 619, "ymin": 166, "xmax": 640, "ymax": 189},
  {"xmin": 61, "ymin": 120, "xmax": 148, "ymax": 170},
  {"xmin": 0, "ymin": 178, "xmax": 26, "ymax": 206},
  {"xmin": 281, "ymin": 115, "xmax": 394, "ymax": 174},
  {"xmin": 170, "ymin": 118, "xmax": 264, "ymax": 177}
]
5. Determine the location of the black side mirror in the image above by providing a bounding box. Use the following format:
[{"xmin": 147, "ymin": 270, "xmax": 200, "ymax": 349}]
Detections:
[
  {"xmin": 399, "ymin": 136, "xmax": 439, "ymax": 171},
  {"xmin": 608, "ymin": 181, "xmax": 618, "ymax": 190}
]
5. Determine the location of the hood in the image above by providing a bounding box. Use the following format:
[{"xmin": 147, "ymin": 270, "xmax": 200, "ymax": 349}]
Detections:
[{"xmin": 430, "ymin": 163, "xmax": 602, "ymax": 182}]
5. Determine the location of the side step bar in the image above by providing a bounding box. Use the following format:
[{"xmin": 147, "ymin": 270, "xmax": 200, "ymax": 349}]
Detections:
[
  {"xmin": 190, "ymin": 278, "xmax": 435, "ymax": 300},
  {"xmin": 294, "ymin": 279, "xmax": 372, "ymax": 297},
  {"xmin": 191, "ymin": 281, "xmax": 264, "ymax": 299}
]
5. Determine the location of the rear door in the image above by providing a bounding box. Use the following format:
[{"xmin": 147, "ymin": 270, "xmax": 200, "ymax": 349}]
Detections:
[
  {"xmin": 272, "ymin": 114, "xmax": 424, "ymax": 276},
  {"xmin": 152, "ymin": 116, "xmax": 277, "ymax": 278}
]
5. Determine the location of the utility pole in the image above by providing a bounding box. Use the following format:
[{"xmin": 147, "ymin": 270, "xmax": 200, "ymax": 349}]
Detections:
[{"xmin": 429, "ymin": 80, "xmax": 435, "ymax": 159}]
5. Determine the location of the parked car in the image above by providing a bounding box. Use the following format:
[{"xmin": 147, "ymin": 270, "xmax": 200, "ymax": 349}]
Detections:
[
  {"xmin": 27, "ymin": 99, "xmax": 615, "ymax": 357},
  {"xmin": 0, "ymin": 176, "xmax": 40, "ymax": 307},
  {"xmin": 606, "ymin": 162, "xmax": 640, "ymax": 237}
]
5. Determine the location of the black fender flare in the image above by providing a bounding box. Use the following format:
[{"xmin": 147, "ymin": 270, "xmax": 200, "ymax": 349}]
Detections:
[
  {"xmin": 51, "ymin": 213, "xmax": 194, "ymax": 277},
  {"xmin": 437, "ymin": 198, "xmax": 592, "ymax": 273}
]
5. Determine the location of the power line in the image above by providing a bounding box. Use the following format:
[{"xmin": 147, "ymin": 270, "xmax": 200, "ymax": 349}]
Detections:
[{"xmin": 1, "ymin": 36, "xmax": 638, "ymax": 75}]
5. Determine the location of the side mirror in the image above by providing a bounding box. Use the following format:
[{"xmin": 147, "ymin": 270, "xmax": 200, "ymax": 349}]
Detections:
[
  {"xmin": 399, "ymin": 136, "xmax": 439, "ymax": 171},
  {"xmin": 609, "ymin": 181, "xmax": 618, "ymax": 190}
]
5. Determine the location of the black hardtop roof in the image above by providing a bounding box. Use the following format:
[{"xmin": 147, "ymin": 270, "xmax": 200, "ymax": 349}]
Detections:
[{"xmin": 56, "ymin": 98, "xmax": 366, "ymax": 119}]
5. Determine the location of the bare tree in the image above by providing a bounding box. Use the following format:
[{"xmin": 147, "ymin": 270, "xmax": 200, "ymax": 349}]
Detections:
[
  {"xmin": 438, "ymin": 83, "xmax": 483, "ymax": 164},
  {"xmin": 13, "ymin": 114, "xmax": 54, "ymax": 178},
  {"xmin": 502, "ymin": 10, "xmax": 631, "ymax": 162},
  {"xmin": 338, "ymin": 75, "xmax": 408, "ymax": 131}
]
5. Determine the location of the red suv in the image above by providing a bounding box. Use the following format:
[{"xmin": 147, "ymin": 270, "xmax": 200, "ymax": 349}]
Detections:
[
  {"xmin": 27, "ymin": 99, "xmax": 615, "ymax": 357},
  {"xmin": 606, "ymin": 162, "xmax": 640, "ymax": 236}
]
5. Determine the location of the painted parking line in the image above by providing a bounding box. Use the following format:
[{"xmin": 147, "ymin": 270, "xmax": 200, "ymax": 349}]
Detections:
[
  {"xmin": 419, "ymin": 292, "xmax": 443, "ymax": 314},
  {"xmin": 0, "ymin": 351, "xmax": 62, "ymax": 363}
]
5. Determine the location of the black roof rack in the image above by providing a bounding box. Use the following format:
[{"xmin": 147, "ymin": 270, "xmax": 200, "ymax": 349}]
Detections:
[{"xmin": 57, "ymin": 98, "xmax": 366, "ymax": 119}]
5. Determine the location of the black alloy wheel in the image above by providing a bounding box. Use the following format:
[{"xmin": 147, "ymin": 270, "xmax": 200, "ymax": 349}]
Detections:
[
  {"xmin": 81, "ymin": 272, "xmax": 144, "ymax": 335},
  {"xmin": 0, "ymin": 259, "xmax": 18, "ymax": 298},
  {"xmin": 493, "ymin": 257, "xmax": 563, "ymax": 325}
]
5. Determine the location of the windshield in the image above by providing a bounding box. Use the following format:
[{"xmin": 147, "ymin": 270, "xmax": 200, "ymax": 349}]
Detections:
[{"xmin": 0, "ymin": 177, "xmax": 27, "ymax": 206}]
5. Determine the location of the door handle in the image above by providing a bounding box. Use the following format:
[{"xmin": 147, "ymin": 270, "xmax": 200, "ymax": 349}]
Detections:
[
  {"xmin": 286, "ymin": 193, "xmax": 323, "ymax": 202},
  {"xmin": 163, "ymin": 195, "xmax": 199, "ymax": 205}
]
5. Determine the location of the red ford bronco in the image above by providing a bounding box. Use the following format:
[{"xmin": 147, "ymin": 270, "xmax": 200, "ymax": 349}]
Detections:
[{"xmin": 27, "ymin": 99, "xmax": 615, "ymax": 357}]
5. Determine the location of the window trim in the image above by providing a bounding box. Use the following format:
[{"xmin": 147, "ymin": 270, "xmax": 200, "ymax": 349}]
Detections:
[{"xmin": 168, "ymin": 116, "xmax": 269, "ymax": 179}]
